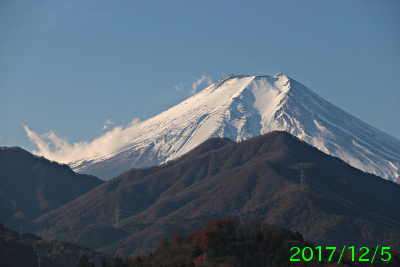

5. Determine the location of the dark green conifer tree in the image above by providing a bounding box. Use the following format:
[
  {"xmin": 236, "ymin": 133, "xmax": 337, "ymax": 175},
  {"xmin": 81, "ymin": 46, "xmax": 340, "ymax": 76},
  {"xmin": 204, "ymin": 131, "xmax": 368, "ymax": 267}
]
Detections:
[
  {"xmin": 101, "ymin": 255, "xmax": 107, "ymax": 267},
  {"xmin": 77, "ymin": 254, "xmax": 92, "ymax": 267},
  {"xmin": 113, "ymin": 254, "xmax": 123, "ymax": 267}
]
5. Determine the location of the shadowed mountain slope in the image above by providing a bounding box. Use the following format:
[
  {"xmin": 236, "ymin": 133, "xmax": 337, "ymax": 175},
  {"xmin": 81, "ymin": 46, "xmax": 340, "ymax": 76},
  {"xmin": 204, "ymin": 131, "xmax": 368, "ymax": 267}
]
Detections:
[
  {"xmin": 0, "ymin": 147, "xmax": 104, "ymax": 230},
  {"xmin": 0, "ymin": 223, "xmax": 104, "ymax": 267},
  {"xmin": 32, "ymin": 131, "xmax": 400, "ymax": 257}
]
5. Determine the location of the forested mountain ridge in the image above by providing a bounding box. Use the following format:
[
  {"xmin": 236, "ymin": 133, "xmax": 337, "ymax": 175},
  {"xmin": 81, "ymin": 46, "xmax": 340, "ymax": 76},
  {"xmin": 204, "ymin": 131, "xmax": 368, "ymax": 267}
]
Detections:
[
  {"xmin": 0, "ymin": 223, "xmax": 104, "ymax": 267},
  {"xmin": 31, "ymin": 131, "xmax": 400, "ymax": 257},
  {"xmin": 0, "ymin": 146, "xmax": 104, "ymax": 230}
]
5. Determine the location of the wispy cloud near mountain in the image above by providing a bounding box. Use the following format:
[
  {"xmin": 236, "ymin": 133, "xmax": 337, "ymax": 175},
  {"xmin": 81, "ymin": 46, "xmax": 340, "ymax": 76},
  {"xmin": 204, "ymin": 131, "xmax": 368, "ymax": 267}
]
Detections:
[
  {"xmin": 103, "ymin": 119, "xmax": 113, "ymax": 130},
  {"xmin": 191, "ymin": 75, "xmax": 212, "ymax": 95},
  {"xmin": 22, "ymin": 118, "xmax": 140, "ymax": 164},
  {"xmin": 173, "ymin": 75, "xmax": 213, "ymax": 94}
]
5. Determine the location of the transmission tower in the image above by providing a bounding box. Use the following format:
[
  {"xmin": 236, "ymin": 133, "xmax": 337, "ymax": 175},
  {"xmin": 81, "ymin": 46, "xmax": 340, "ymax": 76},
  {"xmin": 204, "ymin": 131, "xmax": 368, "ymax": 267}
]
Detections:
[
  {"xmin": 300, "ymin": 170, "xmax": 306, "ymax": 190},
  {"xmin": 37, "ymin": 253, "xmax": 44, "ymax": 267}
]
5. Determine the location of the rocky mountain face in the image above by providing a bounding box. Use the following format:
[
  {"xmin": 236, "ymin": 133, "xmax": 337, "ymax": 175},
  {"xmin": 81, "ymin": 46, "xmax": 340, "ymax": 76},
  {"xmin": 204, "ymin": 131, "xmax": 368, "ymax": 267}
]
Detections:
[{"xmin": 69, "ymin": 74, "xmax": 400, "ymax": 182}]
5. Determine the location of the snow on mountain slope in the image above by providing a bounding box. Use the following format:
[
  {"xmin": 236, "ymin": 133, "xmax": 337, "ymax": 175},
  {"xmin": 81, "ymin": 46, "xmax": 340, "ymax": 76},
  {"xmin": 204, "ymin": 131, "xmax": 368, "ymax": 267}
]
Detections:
[{"xmin": 69, "ymin": 74, "xmax": 400, "ymax": 182}]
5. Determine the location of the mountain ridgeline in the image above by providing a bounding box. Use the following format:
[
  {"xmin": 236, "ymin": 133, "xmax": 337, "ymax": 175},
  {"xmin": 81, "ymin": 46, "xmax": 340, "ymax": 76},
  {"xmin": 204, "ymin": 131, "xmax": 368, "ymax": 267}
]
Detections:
[
  {"xmin": 69, "ymin": 74, "xmax": 400, "ymax": 182},
  {"xmin": 31, "ymin": 131, "xmax": 400, "ymax": 258},
  {"xmin": 0, "ymin": 223, "xmax": 104, "ymax": 267},
  {"xmin": 0, "ymin": 147, "xmax": 104, "ymax": 230}
]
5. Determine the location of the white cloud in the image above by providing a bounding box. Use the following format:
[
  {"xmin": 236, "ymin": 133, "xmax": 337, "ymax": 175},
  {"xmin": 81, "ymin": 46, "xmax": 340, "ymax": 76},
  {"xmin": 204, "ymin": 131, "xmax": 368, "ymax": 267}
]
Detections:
[
  {"xmin": 22, "ymin": 117, "xmax": 141, "ymax": 164},
  {"xmin": 103, "ymin": 119, "xmax": 113, "ymax": 130},
  {"xmin": 173, "ymin": 74, "xmax": 213, "ymax": 95},
  {"xmin": 127, "ymin": 118, "xmax": 141, "ymax": 127},
  {"xmin": 190, "ymin": 75, "xmax": 212, "ymax": 95},
  {"xmin": 173, "ymin": 80, "xmax": 190, "ymax": 92}
]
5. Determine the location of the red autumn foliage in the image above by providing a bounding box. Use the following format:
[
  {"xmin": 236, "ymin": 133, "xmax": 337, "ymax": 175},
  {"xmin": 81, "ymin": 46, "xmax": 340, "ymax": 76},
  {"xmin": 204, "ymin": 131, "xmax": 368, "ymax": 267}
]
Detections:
[
  {"xmin": 193, "ymin": 217, "xmax": 235, "ymax": 250},
  {"xmin": 172, "ymin": 228, "xmax": 184, "ymax": 246},
  {"xmin": 193, "ymin": 253, "xmax": 211, "ymax": 264},
  {"xmin": 154, "ymin": 237, "xmax": 170, "ymax": 255}
]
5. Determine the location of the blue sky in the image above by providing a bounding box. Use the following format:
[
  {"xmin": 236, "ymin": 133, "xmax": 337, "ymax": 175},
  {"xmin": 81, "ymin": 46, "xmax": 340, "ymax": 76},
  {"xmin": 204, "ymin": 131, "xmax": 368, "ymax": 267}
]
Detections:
[{"xmin": 1, "ymin": 0, "xmax": 399, "ymax": 157}]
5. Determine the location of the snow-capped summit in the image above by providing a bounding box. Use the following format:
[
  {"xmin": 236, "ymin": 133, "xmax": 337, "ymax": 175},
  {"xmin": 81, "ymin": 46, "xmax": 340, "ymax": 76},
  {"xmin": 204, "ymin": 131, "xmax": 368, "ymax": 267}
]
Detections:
[{"xmin": 69, "ymin": 74, "xmax": 400, "ymax": 182}]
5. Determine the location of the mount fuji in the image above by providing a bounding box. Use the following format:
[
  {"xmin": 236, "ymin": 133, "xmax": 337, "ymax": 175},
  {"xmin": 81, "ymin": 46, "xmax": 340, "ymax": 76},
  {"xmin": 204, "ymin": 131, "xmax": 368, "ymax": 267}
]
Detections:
[{"xmin": 69, "ymin": 74, "xmax": 400, "ymax": 182}]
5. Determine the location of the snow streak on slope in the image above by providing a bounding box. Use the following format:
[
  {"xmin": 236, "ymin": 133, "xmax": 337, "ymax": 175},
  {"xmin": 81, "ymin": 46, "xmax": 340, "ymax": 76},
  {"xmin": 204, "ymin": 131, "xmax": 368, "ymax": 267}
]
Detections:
[{"xmin": 69, "ymin": 74, "xmax": 400, "ymax": 182}]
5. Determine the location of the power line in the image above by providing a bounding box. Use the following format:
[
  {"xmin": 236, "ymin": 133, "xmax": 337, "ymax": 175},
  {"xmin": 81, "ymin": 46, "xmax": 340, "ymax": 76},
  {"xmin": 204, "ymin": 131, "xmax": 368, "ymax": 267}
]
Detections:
[
  {"xmin": 304, "ymin": 174, "xmax": 400, "ymax": 230},
  {"xmin": 300, "ymin": 170, "xmax": 306, "ymax": 190}
]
